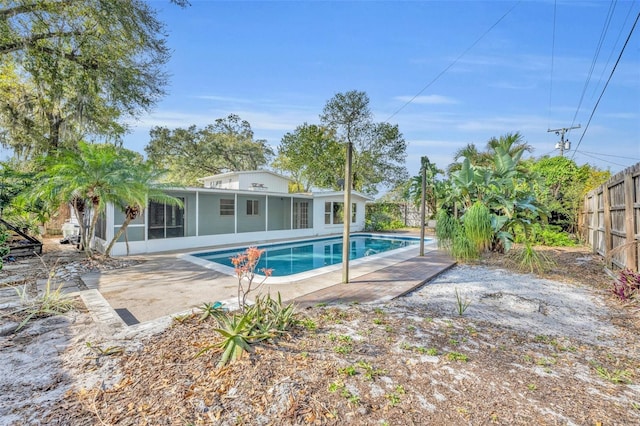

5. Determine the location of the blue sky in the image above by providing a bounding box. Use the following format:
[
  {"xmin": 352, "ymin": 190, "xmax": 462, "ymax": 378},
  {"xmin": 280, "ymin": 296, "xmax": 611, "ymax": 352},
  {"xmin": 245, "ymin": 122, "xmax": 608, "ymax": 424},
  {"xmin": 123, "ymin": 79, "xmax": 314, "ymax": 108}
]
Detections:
[{"xmin": 125, "ymin": 0, "xmax": 640, "ymax": 180}]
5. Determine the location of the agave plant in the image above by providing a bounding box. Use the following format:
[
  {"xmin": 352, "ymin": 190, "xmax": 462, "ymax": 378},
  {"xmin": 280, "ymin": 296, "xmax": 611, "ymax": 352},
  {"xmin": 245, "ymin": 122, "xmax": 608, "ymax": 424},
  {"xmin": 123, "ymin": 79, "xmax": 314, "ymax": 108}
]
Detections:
[
  {"xmin": 196, "ymin": 311, "xmax": 269, "ymax": 367},
  {"xmin": 196, "ymin": 292, "xmax": 296, "ymax": 367}
]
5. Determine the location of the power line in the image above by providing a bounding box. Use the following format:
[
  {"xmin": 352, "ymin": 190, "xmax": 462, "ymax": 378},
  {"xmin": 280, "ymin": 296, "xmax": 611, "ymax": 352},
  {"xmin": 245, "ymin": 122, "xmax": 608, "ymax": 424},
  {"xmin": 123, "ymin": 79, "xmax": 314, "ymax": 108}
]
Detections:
[
  {"xmin": 570, "ymin": 0, "xmax": 618, "ymax": 129},
  {"xmin": 385, "ymin": 1, "xmax": 522, "ymax": 122},
  {"xmin": 547, "ymin": 0, "xmax": 557, "ymax": 130},
  {"xmin": 576, "ymin": 149, "xmax": 640, "ymax": 161},
  {"xmin": 589, "ymin": 1, "xmax": 637, "ymax": 101},
  {"xmin": 572, "ymin": 150, "xmax": 632, "ymax": 168},
  {"xmin": 571, "ymin": 11, "xmax": 640, "ymax": 160}
]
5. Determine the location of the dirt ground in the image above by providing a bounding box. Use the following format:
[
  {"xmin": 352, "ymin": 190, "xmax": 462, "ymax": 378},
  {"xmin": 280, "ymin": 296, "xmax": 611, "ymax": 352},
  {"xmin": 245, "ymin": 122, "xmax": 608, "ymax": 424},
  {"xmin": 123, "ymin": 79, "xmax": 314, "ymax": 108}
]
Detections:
[{"xmin": 1, "ymin": 242, "xmax": 639, "ymax": 425}]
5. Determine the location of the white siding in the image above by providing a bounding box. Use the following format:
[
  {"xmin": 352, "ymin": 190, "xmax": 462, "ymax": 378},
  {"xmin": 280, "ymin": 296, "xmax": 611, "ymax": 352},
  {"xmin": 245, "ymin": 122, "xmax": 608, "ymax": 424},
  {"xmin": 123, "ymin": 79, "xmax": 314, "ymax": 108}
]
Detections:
[
  {"xmin": 104, "ymin": 184, "xmax": 371, "ymax": 256},
  {"xmin": 202, "ymin": 171, "xmax": 290, "ymax": 193},
  {"xmin": 237, "ymin": 172, "xmax": 289, "ymax": 193}
]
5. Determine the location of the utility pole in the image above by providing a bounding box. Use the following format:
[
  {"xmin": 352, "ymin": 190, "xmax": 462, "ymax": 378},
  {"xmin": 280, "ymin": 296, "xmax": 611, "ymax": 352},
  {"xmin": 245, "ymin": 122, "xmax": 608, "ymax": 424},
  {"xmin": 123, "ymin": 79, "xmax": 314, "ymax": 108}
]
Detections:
[
  {"xmin": 419, "ymin": 157, "xmax": 426, "ymax": 257},
  {"xmin": 547, "ymin": 125, "xmax": 580, "ymax": 157},
  {"xmin": 341, "ymin": 140, "xmax": 353, "ymax": 284}
]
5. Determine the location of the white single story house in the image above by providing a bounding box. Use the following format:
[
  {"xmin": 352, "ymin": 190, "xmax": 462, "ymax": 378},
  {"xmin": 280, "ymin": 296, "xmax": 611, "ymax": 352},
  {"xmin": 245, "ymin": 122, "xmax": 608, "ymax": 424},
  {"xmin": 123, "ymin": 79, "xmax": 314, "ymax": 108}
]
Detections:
[{"xmin": 93, "ymin": 170, "xmax": 372, "ymax": 256}]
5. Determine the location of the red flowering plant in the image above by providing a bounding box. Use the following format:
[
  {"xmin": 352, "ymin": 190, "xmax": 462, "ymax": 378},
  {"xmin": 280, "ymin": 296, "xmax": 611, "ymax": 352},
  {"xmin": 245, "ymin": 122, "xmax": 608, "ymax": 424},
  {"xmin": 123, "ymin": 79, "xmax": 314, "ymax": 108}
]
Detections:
[
  {"xmin": 611, "ymin": 268, "xmax": 640, "ymax": 302},
  {"xmin": 230, "ymin": 246, "xmax": 273, "ymax": 312}
]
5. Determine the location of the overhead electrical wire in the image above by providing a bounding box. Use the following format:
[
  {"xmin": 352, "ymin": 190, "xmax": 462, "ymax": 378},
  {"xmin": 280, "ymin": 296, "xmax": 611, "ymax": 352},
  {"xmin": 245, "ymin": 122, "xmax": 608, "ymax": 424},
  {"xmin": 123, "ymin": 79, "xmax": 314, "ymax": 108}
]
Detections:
[
  {"xmin": 575, "ymin": 149, "xmax": 640, "ymax": 161},
  {"xmin": 572, "ymin": 150, "xmax": 631, "ymax": 168},
  {"xmin": 547, "ymin": 0, "xmax": 557, "ymax": 130},
  {"xmin": 570, "ymin": 0, "xmax": 618, "ymax": 129},
  {"xmin": 570, "ymin": 11, "xmax": 640, "ymax": 160},
  {"xmin": 588, "ymin": 1, "xmax": 637, "ymax": 101},
  {"xmin": 385, "ymin": 0, "xmax": 522, "ymax": 122}
]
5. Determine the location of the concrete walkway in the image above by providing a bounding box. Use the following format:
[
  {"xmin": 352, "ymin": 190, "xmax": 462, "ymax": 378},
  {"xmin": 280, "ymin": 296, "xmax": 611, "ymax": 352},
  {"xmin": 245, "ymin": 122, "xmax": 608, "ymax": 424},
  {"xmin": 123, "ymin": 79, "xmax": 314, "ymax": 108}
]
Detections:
[
  {"xmin": 80, "ymin": 237, "xmax": 455, "ymax": 326},
  {"xmin": 293, "ymin": 251, "xmax": 456, "ymax": 308}
]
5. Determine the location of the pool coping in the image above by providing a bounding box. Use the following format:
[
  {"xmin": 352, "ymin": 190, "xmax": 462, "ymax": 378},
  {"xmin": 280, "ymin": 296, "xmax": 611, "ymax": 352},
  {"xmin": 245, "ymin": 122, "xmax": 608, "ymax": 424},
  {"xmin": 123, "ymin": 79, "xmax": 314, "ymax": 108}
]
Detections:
[
  {"xmin": 79, "ymin": 248, "xmax": 456, "ymax": 336},
  {"xmin": 178, "ymin": 233, "xmax": 431, "ymax": 284},
  {"xmin": 79, "ymin": 231, "xmax": 453, "ymax": 330}
]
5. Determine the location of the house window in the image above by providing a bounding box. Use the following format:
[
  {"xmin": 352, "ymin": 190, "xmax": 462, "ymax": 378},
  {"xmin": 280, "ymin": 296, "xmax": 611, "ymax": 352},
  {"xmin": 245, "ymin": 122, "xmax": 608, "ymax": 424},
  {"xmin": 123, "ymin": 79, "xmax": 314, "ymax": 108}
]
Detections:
[
  {"xmin": 332, "ymin": 202, "xmax": 344, "ymax": 224},
  {"xmin": 324, "ymin": 202, "xmax": 345, "ymax": 225},
  {"xmin": 293, "ymin": 201, "xmax": 309, "ymax": 229},
  {"xmin": 148, "ymin": 198, "xmax": 185, "ymax": 239},
  {"xmin": 220, "ymin": 199, "xmax": 234, "ymax": 216},
  {"xmin": 324, "ymin": 202, "xmax": 331, "ymax": 225},
  {"xmin": 95, "ymin": 211, "xmax": 106, "ymax": 240},
  {"xmin": 351, "ymin": 203, "xmax": 356, "ymax": 223},
  {"xmin": 246, "ymin": 199, "xmax": 259, "ymax": 216}
]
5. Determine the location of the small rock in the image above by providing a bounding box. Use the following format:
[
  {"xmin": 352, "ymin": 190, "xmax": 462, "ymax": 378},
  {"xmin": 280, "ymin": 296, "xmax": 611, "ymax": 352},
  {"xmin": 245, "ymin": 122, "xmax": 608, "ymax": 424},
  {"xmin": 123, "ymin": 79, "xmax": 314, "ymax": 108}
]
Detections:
[
  {"xmin": 0, "ymin": 321, "xmax": 19, "ymax": 336},
  {"xmin": 0, "ymin": 275, "xmax": 26, "ymax": 286}
]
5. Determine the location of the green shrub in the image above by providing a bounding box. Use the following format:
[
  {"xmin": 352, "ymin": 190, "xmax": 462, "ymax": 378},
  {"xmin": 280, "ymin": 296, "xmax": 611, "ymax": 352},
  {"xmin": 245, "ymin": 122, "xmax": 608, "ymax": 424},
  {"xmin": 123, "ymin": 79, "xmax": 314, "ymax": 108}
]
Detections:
[
  {"xmin": 516, "ymin": 223, "xmax": 577, "ymax": 247},
  {"xmin": 16, "ymin": 262, "xmax": 77, "ymax": 331},
  {"xmin": 436, "ymin": 210, "xmax": 481, "ymax": 261},
  {"xmin": 451, "ymin": 232, "xmax": 479, "ymax": 261},
  {"xmin": 365, "ymin": 203, "xmax": 405, "ymax": 231},
  {"xmin": 435, "ymin": 210, "xmax": 459, "ymax": 250},
  {"xmin": 463, "ymin": 202, "xmax": 492, "ymax": 252},
  {"xmin": 365, "ymin": 212, "xmax": 404, "ymax": 231},
  {"xmin": 509, "ymin": 243, "xmax": 556, "ymax": 274}
]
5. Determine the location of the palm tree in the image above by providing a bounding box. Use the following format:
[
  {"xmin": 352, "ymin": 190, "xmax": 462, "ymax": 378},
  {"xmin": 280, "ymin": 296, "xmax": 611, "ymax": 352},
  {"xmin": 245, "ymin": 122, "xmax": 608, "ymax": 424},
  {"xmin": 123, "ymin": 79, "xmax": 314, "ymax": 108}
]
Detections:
[
  {"xmin": 486, "ymin": 132, "xmax": 533, "ymax": 157},
  {"xmin": 104, "ymin": 161, "xmax": 181, "ymax": 256},
  {"xmin": 34, "ymin": 142, "xmax": 126, "ymax": 255},
  {"xmin": 446, "ymin": 143, "xmax": 491, "ymax": 174},
  {"xmin": 407, "ymin": 156, "xmax": 444, "ymax": 218},
  {"xmin": 33, "ymin": 142, "xmax": 179, "ymax": 257}
]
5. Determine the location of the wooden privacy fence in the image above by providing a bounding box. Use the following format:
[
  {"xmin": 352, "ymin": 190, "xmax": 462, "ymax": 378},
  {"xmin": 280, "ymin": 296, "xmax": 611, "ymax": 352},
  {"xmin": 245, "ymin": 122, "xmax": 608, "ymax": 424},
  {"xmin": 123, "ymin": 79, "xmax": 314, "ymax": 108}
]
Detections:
[{"xmin": 579, "ymin": 162, "xmax": 640, "ymax": 272}]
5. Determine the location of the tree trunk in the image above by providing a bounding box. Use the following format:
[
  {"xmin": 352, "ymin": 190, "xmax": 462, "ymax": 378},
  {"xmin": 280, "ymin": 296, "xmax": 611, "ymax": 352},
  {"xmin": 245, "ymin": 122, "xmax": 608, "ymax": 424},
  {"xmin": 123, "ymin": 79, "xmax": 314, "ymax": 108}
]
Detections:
[
  {"xmin": 71, "ymin": 198, "xmax": 87, "ymax": 254},
  {"xmin": 46, "ymin": 112, "xmax": 62, "ymax": 153},
  {"xmin": 104, "ymin": 217, "xmax": 131, "ymax": 257},
  {"xmin": 85, "ymin": 198, "xmax": 101, "ymax": 256}
]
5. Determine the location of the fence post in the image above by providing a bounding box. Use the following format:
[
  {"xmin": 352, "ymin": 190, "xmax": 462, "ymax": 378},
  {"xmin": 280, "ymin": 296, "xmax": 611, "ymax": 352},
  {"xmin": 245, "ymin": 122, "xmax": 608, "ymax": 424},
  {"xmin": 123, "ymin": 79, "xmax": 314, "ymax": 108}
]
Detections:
[
  {"xmin": 603, "ymin": 185, "xmax": 612, "ymax": 268},
  {"xmin": 624, "ymin": 173, "xmax": 637, "ymax": 271},
  {"xmin": 591, "ymin": 194, "xmax": 598, "ymax": 253}
]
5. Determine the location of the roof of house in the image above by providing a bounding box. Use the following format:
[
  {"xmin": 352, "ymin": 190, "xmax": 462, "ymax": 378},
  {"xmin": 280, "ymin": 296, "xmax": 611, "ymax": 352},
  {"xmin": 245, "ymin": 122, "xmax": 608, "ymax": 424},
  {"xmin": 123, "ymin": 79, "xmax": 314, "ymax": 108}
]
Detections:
[
  {"xmin": 198, "ymin": 170, "xmax": 293, "ymax": 182},
  {"xmin": 311, "ymin": 190, "xmax": 374, "ymax": 201}
]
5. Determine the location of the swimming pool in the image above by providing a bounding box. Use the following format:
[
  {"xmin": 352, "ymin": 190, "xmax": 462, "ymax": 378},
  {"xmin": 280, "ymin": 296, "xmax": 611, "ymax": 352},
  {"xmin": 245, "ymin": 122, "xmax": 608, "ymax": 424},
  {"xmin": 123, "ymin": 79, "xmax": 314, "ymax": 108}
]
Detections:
[{"xmin": 183, "ymin": 234, "xmax": 427, "ymax": 281}]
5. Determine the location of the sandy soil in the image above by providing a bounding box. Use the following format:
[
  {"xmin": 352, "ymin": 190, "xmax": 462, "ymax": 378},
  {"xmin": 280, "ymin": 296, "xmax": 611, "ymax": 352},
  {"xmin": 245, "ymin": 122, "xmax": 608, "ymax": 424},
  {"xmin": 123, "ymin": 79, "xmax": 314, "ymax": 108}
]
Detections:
[{"xmin": 1, "ymin": 244, "xmax": 639, "ymax": 425}]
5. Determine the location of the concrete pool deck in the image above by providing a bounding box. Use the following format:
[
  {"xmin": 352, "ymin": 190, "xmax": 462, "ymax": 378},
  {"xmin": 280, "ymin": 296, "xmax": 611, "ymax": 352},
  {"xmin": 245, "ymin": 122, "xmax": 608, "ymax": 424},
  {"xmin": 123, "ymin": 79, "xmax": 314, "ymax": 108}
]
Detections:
[{"xmin": 80, "ymin": 234, "xmax": 455, "ymax": 327}]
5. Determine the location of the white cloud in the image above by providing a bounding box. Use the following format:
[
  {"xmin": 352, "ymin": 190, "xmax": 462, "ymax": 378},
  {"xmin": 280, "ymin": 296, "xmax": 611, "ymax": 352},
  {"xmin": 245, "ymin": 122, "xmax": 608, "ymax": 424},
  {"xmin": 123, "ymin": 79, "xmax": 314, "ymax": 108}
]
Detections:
[{"xmin": 601, "ymin": 112, "xmax": 638, "ymax": 120}]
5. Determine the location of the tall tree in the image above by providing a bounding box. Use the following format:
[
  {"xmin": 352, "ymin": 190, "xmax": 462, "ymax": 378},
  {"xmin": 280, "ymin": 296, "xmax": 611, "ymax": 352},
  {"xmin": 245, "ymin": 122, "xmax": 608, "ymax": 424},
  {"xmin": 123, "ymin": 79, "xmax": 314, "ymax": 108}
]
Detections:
[
  {"xmin": 442, "ymin": 135, "xmax": 546, "ymax": 252},
  {"xmin": 0, "ymin": 0, "xmax": 179, "ymax": 159},
  {"xmin": 447, "ymin": 132, "xmax": 533, "ymax": 175},
  {"xmin": 405, "ymin": 156, "xmax": 444, "ymax": 218},
  {"xmin": 530, "ymin": 156, "xmax": 609, "ymax": 232},
  {"xmin": 486, "ymin": 132, "xmax": 533, "ymax": 158},
  {"xmin": 145, "ymin": 114, "xmax": 274, "ymax": 186},
  {"xmin": 272, "ymin": 123, "xmax": 342, "ymax": 191},
  {"xmin": 318, "ymin": 90, "xmax": 408, "ymax": 195}
]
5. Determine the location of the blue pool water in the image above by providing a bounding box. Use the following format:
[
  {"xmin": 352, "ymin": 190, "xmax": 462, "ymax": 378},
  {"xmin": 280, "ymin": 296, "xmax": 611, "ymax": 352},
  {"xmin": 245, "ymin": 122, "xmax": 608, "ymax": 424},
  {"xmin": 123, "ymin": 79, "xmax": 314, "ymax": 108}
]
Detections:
[{"xmin": 192, "ymin": 234, "xmax": 422, "ymax": 277}]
